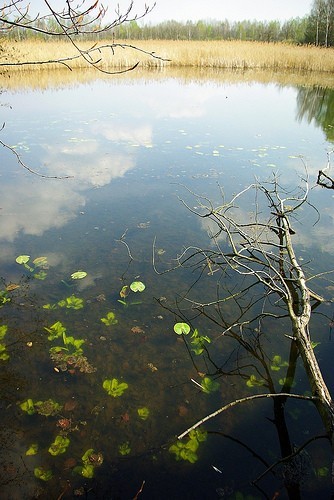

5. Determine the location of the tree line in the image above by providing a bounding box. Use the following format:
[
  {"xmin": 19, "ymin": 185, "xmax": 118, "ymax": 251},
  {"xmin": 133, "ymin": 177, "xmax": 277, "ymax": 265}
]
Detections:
[{"xmin": 3, "ymin": 0, "xmax": 334, "ymax": 47}]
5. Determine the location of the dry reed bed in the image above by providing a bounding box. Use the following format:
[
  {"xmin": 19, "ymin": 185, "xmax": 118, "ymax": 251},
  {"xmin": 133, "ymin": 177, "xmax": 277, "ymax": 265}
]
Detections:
[{"xmin": 3, "ymin": 39, "xmax": 334, "ymax": 73}]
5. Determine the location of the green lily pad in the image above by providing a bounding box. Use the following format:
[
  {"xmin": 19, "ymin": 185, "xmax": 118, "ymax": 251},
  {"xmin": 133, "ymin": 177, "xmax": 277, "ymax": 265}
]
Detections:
[
  {"xmin": 15, "ymin": 255, "xmax": 30, "ymax": 264},
  {"xmin": 130, "ymin": 281, "xmax": 145, "ymax": 292},
  {"xmin": 173, "ymin": 322, "xmax": 191, "ymax": 335},
  {"xmin": 71, "ymin": 271, "xmax": 87, "ymax": 280}
]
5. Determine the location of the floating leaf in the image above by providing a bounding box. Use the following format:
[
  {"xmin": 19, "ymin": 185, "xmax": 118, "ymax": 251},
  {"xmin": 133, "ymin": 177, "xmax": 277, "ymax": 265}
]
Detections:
[
  {"xmin": 173, "ymin": 322, "xmax": 190, "ymax": 335},
  {"xmin": 130, "ymin": 281, "xmax": 146, "ymax": 292},
  {"xmin": 32, "ymin": 256, "xmax": 48, "ymax": 268},
  {"xmin": 71, "ymin": 271, "xmax": 87, "ymax": 280},
  {"xmin": 15, "ymin": 255, "xmax": 30, "ymax": 265}
]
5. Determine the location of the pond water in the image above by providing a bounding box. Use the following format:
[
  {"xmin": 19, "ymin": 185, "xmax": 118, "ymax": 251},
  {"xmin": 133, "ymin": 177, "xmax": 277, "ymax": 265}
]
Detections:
[{"xmin": 0, "ymin": 69, "xmax": 334, "ymax": 499}]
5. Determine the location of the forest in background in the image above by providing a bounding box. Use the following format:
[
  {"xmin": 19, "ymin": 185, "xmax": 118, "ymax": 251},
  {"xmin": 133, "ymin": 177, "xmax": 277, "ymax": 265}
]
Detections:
[{"xmin": 2, "ymin": 0, "xmax": 334, "ymax": 47}]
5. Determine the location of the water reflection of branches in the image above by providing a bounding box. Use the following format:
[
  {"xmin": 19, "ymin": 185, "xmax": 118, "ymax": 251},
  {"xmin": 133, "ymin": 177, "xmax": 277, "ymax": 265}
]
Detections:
[{"xmin": 157, "ymin": 175, "xmax": 334, "ymax": 498}]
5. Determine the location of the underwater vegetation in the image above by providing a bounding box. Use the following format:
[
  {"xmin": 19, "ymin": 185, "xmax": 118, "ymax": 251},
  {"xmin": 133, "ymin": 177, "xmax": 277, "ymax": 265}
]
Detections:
[
  {"xmin": 0, "ymin": 324, "xmax": 9, "ymax": 361},
  {"xmin": 15, "ymin": 255, "xmax": 48, "ymax": 280},
  {"xmin": 118, "ymin": 280, "xmax": 146, "ymax": 306},
  {"xmin": 74, "ymin": 449, "xmax": 104, "ymax": 478},
  {"xmin": 173, "ymin": 322, "xmax": 211, "ymax": 356},
  {"xmin": 169, "ymin": 428, "xmax": 207, "ymax": 463},
  {"xmin": 48, "ymin": 434, "xmax": 70, "ymax": 456},
  {"xmin": 103, "ymin": 378, "xmax": 128, "ymax": 397},
  {"xmin": 20, "ymin": 398, "xmax": 62, "ymax": 417}
]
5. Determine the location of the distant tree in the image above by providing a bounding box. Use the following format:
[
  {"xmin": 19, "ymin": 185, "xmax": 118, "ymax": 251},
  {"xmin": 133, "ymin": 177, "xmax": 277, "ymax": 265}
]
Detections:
[{"xmin": 305, "ymin": 0, "xmax": 334, "ymax": 46}]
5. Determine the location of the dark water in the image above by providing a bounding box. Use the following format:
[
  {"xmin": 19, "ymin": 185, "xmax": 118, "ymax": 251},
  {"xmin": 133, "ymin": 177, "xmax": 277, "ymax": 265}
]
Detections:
[{"xmin": 0, "ymin": 71, "xmax": 334, "ymax": 499}]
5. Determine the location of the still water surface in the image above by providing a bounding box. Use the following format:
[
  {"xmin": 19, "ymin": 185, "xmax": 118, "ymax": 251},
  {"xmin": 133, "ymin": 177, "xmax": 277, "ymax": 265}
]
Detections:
[{"xmin": 0, "ymin": 70, "xmax": 334, "ymax": 499}]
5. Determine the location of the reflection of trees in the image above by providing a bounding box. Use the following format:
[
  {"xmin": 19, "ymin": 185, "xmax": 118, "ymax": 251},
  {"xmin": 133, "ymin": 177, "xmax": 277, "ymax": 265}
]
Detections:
[
  {"xmin": 156, "ymin": 176, "xmax": 334, "ymax": 498},
  {"xmin": 296, "ymin": 85, "xmax": 334, "ymax": 142}
]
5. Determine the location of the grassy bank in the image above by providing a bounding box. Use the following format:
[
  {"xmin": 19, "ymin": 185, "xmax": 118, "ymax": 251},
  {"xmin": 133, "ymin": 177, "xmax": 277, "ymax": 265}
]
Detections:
[{"xmin": 2, "ymin": 39, "xmax": 334, "ymax": 73}]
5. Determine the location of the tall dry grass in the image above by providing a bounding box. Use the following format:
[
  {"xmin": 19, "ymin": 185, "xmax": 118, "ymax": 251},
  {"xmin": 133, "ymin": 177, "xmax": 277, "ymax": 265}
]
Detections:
[{"xmin": 2, "ymin": 39, "xmax": 334, "ymax": 73}]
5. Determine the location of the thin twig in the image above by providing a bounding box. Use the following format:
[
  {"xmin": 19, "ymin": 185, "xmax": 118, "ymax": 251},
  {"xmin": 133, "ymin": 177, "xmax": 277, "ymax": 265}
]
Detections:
[{"xmin": 177, "ymin": 393, "xmax": 319, "ymax": 440}]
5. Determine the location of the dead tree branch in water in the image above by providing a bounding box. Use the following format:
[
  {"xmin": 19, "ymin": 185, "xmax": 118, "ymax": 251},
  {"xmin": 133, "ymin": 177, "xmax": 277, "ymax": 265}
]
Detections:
[{"xmin": 167, "ymin": 175, "xmax": 334, "ymax": 448}]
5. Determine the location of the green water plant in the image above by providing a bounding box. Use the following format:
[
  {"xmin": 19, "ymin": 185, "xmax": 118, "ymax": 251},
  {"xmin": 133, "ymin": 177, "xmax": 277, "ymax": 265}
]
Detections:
[
  {"xmin": 173, "ymin": 323, "xmax": 211, "ymax": 356},
  {"xmin": 43, "ymin": 295, "xmax": 84, "ymax": 310},
  {"xmin": 20, "ymin": 398, "xmax": 62, "ymax": 417},
  {"xmin": 48, "ymin": 434, "xmax": 70, "ymax": 456},
  {"xmin": 34, "ymin": 467, "xmax": 53, "ymax": 481},
  {"xmin": 71, "ymin": 271, "xmax": 87, "ymax": 280},
  {"xmin": 0, "ymin": 325, "xmax": 9, "ymax": 361},
  {"xmin": 130, "ymin": 281, "xmax": 145, "ymax": 292},
  {"xmin": 270, "ymin": 354, "xmax": 289, "ymax": 371},
  {"xmin": 74, "ymin": 449, "xmax": 103, "ymax": 478},
  {"xmin": 118, "ymin": 281, "xmax": 146, "ymax": 306},
  {"xmin": 246, "ymin": 374, "xmax": 266, "ymax": 388},
  {"xmin": 169, "ymin": 428, "xmax": 207, "ymax": 464},
  {"xmin": 20, "ymin": 398, "xmax": 36, "ymax": 415},
  {"xmin": 44, "ymin": 321, "xmax": 66, "ymax": 341},
  {"xmin": 0, "ymin": 290, "xmax": 10, "ymax": 307},
  {"xmin": 102, "ymin": 378, "xmax": 128, "ymax": 397},
  {"xmin": 118, "ymin": 441, "xmax": 131, "ymax": 456},
  {"xmin": 26, "ymin": 443, "xmax": 39, "ymax": 456},
  {"xmin": 101, "ymin": 311, "xmax": 118, "ymax": 326},
  {"xmin": 173, "ymin": 322, "xmax": 191, "ymax": 335},
  {"xmin": 200, "ymin": 376, "xmax": 220, "ymax": 394},
  {"xmin": 15, "ymin": 255, "xmax": 48, "ymax": 280},
  {"xmin": 137, "ymin": 407, "xmax": 150, "ymax": 420},
  {"xmin": 190, "ymin": 328, "xmax": 211, "ymax": 355}
]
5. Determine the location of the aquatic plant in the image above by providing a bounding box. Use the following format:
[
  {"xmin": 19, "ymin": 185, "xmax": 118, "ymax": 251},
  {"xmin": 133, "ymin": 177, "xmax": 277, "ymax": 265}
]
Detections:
[
  {"xmin": 102, "ymin": 378, "xmax": 128, "ymax": 397},
  {"xmin": 118, "ymin": 281, "xmax": 146, "ymax": 307},
  {"xmin": 20, "ymin": 398, "xmax": 62, "ymax": 417},
  {"xmin": 173, "ymin": 322, "xmax": 191, "ymax": 335},
  {"xmin": 246, "ymin": 374, "xmax": 266, "ymax": 388},
  {"xmin": 0, "ymin": 325, "xmax": 9, "ymax": 361},
  {"xmin": 270, "ymin": 354, "xmax": 289, "ymax": 371},
  {"xmin": 34, "ymin": 399, "xmax": 63, "ymax": 416},
  {"xmin": 26, "ymin": 443, "xmax": 39, "ymax": 456},
  {"xmin": 190, "ymin": 328, "xmax": 211, "ymax": 355},
  {"xmin": 100, "ymin": 311, "xmax": 118, "ymax": 326},
  {"xmin": 199, "ymin": 376, "xmax": 220, "ymax": 394},
  {"xmin": 137, "ymin": 407, "xmax": 150, "ymax": 420},
  {"xmin": 0, "ymin": 290, "xmax": 11, "ymax": 307},
  {"xmin": 48, "ymin": 434, "xmax": 70, "ymax": 456},
  {"xmin": 34, "ymin": 467, "xmax": 53, "ymax": 481},
  {"xmin": 130, "ymin": 281, "xmax": 145, "ymax": 292},
  {"xmin": 118, "ymin": 441, "xmax": 131, "ymax": 456},
  {"xmin": 43, "ymin": 295, "xmax": 84, "ymax": 310},
  {"xmin": 20, "ymin": 398, "xmax": 36, "ymax": 415},
  {"xmin": 71, "ymin": 271, "xmax": 87, "ymax": 280},
  {"xmin": 74, "ymin": 449, "xmax": 103, "ymax": 478},
  {"xmin": 169, "ymin": 428, "xmax": 207, "ymax": 464},
  {"xmin": 15, "ymin": 255, "xmax": 48, "ymax": 280},
  {"xmin": 57, "ymin": 295, "xmax": 84, "ymax": 310},
  {"xmin": 173, "ymin": 323, "xmax": 211, "ymax": 355},
  {"xmin": 44, "ymin": 321, "xmax": 66, "ymax": 341}
]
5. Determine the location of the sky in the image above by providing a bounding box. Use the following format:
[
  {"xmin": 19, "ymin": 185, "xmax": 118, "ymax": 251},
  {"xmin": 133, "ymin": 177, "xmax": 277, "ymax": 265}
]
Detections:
[{"xmin": 27, "ymin": 0, "xmax": 313, "ymax": 24}]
